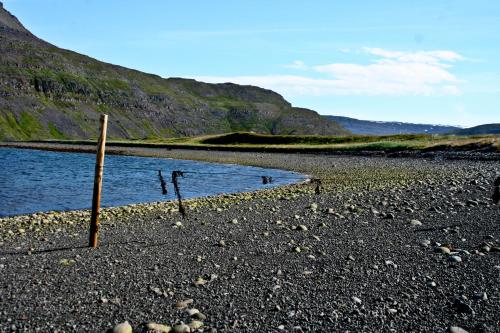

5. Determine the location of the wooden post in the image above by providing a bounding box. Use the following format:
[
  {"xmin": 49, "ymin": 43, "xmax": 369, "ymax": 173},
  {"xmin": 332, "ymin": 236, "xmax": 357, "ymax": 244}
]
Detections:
[{"xmin": 89, "ymin": 114, "xmax": 108, "ymax": 248}]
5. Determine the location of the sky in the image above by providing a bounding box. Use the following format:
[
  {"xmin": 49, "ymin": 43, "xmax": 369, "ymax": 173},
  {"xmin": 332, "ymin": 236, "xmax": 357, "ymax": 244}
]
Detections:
[{"xmin": 3, "ymin": 0, "xmax": 500, "ymax": 127}]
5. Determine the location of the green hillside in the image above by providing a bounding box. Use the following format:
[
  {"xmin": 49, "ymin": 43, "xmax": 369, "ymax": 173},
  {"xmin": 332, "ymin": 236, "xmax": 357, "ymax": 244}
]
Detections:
[{"xmin": 0, "ymin": 3, "xmax": 348, "ymax": 141}]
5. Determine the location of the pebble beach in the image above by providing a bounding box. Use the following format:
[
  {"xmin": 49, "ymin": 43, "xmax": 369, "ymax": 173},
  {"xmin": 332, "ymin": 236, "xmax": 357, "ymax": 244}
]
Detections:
[{"xmin": 0, "ymin": 145, "xmax": 499, "ymax": 332}]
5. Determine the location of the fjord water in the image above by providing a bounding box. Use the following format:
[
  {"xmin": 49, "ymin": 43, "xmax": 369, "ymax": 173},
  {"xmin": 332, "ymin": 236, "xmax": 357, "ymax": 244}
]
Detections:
[{"xmin": 0, "ymin": 148, "xmax": 305, "ymax": 217}]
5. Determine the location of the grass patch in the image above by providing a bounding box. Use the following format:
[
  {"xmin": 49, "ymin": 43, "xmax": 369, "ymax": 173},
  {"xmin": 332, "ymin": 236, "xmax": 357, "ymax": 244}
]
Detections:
[
  {"xmin": 48, "ymin": 123, "xmax": 67, "ymax": 140},
  {"xmin": 201, "ymin": 132, "xmax": 433, "ymax": 145}
]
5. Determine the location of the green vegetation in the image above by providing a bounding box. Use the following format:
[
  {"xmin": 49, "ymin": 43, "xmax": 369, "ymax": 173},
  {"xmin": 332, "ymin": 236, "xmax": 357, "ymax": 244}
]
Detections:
[
  {"xmin": 48, "ymin": 123, "xmax": 66, "ymax": 139},
  {"xmin": 30, "ymin": 132, "xmax": 499, "ymax": 154},
  {"xmin": 201, "ymin": 132, "xmax": 432, "ymax": 146}
]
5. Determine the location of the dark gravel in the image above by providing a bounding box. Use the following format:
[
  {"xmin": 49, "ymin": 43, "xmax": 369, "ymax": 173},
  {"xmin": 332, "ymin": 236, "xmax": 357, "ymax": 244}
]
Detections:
[{"xmin": 0, "ymin": 148, "xmax": 499, "ymax": 333}]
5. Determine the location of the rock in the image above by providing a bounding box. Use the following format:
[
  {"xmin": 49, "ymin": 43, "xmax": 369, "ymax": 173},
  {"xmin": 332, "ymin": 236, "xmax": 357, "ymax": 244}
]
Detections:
[
  {"xmin": 173, "ymin": 324, "xmax": 191, "ymax": 333},
  {"xmin": 387, "ymin": 308, "xmax": 397, "ymax": 314},
  {"xmin": 420, "ymin": 239, "xmax": 431, "ymax": 247},
  {"xmin": 293, "ymin": 247, "xmax": 302, "ymax": 253},
  {"xmin": 188, "ymin": 320, "xmax": 204, "ymax": 330},
  {"xmin": 310, "ymin": 203, "xmax": 318, "ymax": 211},
  {"xmin": 230, "ymin": 218, "xmax": 238, "ymax": 224},
  {"xmin": 298, "ymin": 225, "xmax": 308, "ymax": 231},
  {"xmin": 473, "ymin": 292, "xmax": 488, "ymax": 301},
  {"xmin": 352, "ymin": 296, "xmax": 362, "ymax": 304},
  {"xmin": 434, "ymin": 246, "xmax": 451, "ymax": 254},
  {"xmin": 481, "ymin": 245, "xmax": 491, "ymax": 252},
  {"xmin": 186, "ymin": 308, "xmax": 199, "ymax": 316},
  {"xmin": 409, "ymin": 219, "xmax": 422, "ymax": 226},
  {"xmin": 59, "ymin": 258, "xmax": 76, "ymax": 266},
  {"xmin": 193, "ymin": 312, "xmax": 207, "ymax": 320},
  {"xmin": 193, "ymin": 277, "xmax": 208, "ymax": 286},
  {"xmin": 147, "ymin": 322, "xmax": 172, "ymax": 333},
  {"xmin": 218, "ymin": 240, "xmax": 226, "ymax": 247},
  {"xmin": 448, "ymin": 255, "xmax": 462, "ymax": 263},
  {"xmin": 449, "ymin": 327, "xmax": 468, "ymax": 333},
  {"xmin": 113, "ymin": 321, "xmax": 132, "ymax": 333},
  {"xmin": 175, "ymin": 299, "xmax": 194, "ymax": 309}
]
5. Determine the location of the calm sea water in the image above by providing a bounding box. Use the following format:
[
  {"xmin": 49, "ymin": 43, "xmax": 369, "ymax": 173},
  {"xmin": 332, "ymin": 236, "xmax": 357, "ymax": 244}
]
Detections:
[{"xmin": 0, "ymin": 147, "xmax": 305, "ymax": 217}]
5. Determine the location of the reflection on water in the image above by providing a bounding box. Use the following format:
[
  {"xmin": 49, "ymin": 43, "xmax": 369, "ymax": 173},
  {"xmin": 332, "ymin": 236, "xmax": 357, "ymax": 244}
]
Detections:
[{"xmin": 0, "ymin": 147, "xmax": 304, "ymax": 217}]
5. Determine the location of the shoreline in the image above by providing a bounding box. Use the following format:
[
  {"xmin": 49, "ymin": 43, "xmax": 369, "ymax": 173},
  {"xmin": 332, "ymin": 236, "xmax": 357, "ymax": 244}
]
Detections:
[
  {"xmin": 0, "ymin": 147, "xmax": 499, "ymax": 332},
  {"xmin": 2, "ymin": 140, "xmax": 500, "ymax": 161}
]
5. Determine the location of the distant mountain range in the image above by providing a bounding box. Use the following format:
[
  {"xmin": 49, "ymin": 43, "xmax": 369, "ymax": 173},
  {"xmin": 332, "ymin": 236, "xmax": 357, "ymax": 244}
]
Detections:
[
  {"xmin": 0, "ymin": 2, "xmax": 347, "ymax": 141},
  {"xmin": 451, "ymin": 123, "xmax": 500, "ymax": 136},
  {"xmin": 324, "ymin": 116, "xmax": 462, "ymax": 135}
]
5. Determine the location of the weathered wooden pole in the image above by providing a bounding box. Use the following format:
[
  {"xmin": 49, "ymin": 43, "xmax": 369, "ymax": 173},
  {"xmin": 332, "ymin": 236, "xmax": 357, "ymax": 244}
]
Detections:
[{"xmin": 89, "ymin": 114, "xmax": 108, "ymax": 248}]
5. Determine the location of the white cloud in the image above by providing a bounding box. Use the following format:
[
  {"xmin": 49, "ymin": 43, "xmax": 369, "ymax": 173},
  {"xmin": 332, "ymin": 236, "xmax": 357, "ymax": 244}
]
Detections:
[
  {"xmin": 281, "ymin": 60, "xmax": 308, "ymax": 70},
  {"xmin": 194, "ymin": 47, "xmax": 465, "ymax": 96},
  {"xmin": 362, "ymin": 47, "xmax": 464, "ymax": 65}
]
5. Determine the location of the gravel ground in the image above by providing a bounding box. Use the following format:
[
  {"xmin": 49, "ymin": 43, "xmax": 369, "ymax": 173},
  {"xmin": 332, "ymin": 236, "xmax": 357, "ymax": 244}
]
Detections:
[{"xmin": 0, "ymin": 147, "xmax": 499, "ymax": 333}]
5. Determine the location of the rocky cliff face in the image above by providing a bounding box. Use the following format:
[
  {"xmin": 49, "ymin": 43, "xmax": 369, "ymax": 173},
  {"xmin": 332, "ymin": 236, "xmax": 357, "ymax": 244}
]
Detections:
[{"xmin": 0, "ymin": 4, "xmax": 348, "ymax": 140}]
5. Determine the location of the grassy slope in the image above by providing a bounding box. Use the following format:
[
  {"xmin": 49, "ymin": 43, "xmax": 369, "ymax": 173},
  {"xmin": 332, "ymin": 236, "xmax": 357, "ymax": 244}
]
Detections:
[
  {"xmin": 0, "ymin": 5, "xmax": 349, "ymax": 141},
  {"xmin": 17, "ymin": 132, "xmax": 500, "ymax": 153}
]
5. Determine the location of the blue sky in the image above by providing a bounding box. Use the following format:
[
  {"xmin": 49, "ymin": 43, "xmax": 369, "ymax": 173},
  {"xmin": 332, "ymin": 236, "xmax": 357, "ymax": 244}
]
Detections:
[{"xmin": 4, "ymin": 0, "xmax": 500, "ymax": 127}]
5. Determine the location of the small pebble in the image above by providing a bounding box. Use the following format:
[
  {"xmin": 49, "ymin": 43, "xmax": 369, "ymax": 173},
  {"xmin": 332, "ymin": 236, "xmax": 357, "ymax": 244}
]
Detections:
[
  {"xmin": 409, "ymin": 219, "xmax": 422, "ymax": 226},
  {"xmin": 147, "ymin": 322, "xmax": 171, "ymax": 333},
  {"xmin": 173, "ymin": 324, "xmax": 190, "ymax": 333},
  {"xmin": 449, "ymin": 326, "xmax": 469, "ymax": 333},
  {"xmin": 112, "ymin": 321, "xmax": 132, "ymax": 333}
]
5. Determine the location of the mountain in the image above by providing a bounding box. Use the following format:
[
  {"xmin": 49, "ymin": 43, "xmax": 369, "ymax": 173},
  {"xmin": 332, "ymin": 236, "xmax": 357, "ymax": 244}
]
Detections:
[
  {"xmin": 0, "ymin": 3, "xmax": 348, "ymax": 141},
  {"xmin": 325, "ymin": 115, "xmax": 460, "ymax": 136},
  {"xmin": 452, "ymin": 124, "xmax": 500, "ymax": 135}
]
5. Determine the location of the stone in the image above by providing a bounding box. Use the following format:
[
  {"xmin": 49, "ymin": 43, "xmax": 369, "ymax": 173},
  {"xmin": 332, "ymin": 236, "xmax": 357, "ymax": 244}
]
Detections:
[
  {"xmin": 448, "ymin": 255, "xmax": 462, "ymax": 263},
  {"xmin": 449, "ymin": 327, "xmax": 468, "ymax": 333},
  {"xmin": 193, "ymin": 277, "xmax": 208, "ymax": 286},
  {"xmin": 473, "ymin": 292, "xmax": 487, "ymax": 301},
  {"xmin": 188, "ymin": 320, "xmax": 204, "ymax": 330},
  {"xmin": 193, "ymin": 312, "xmax": 207, "ymax": 320},
  {"xmin": 434, "ymin": 246, "xmax": 451, "ymax": 254},
  {"xmin": 409, "ymin": 219, "xmax": 422, "ymax": 226},
  {"xmin": 147, "ymin": 322, "xmax": 172, "ymax": 333},
  {"xmin": 186, "ymin": 308, "xmax": 200, "ymax": 316},
  {"xmin": 173, "ymin": 324, "xmax": 191, "ymax": 333},
  {"xmin": 352, "ymin": 296, "xmax": 362, "ymax": 304},
  {"xmin": 59, "ymin": 258, "xmax": 76, "ymax": 266},
  {"xmin": 175, "ymin": 299, "xmax": 194, "ymax": 309},
  {"xmin": 420, "ymin": 240, "xmax": 431, "ymax": 247},
  {"xmin": 298, "ymin": 225, "xmax": 308, "ymax": 231},
  {"xmin": 113, "ymin": 321, "xmax": 132, "ymax": 333}
]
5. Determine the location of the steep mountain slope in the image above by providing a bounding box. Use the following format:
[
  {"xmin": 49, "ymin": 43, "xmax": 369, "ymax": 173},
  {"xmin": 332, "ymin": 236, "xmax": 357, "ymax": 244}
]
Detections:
[
  {"xmin": 0, "ymin": 3, "xmax": 348, "ymax": 140},
  {"xmin": 325, "ymin": 115, "xmax": 460, "ymax": 135},
  {"xmin": 452, "ymin": 123, "xmax": 500, "ymax": 135}
]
